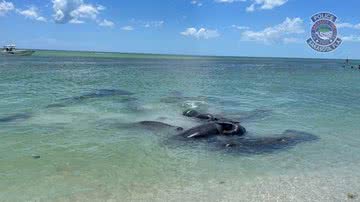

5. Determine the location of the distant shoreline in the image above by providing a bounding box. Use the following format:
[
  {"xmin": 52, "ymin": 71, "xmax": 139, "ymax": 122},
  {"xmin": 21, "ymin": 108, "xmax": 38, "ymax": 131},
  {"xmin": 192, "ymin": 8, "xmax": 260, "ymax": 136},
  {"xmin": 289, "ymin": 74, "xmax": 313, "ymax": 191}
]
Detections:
[{"xmin": 14, "ymin": 48, "xmax": 358, "ymax": 61}]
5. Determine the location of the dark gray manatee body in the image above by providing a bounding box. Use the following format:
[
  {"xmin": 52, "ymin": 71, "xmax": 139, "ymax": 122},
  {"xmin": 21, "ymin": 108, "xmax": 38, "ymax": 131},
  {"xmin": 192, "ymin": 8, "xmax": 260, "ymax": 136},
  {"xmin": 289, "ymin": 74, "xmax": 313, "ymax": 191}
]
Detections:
[
  {"xmin": 135, "ymin": 121, "xmax": 184, "ymax": 131},
  {"xmin": 171, "ymin": 128, "xmax": 318, "ymax": 155},
  {"xmin": 173, "ymin": 111, "xmax": 318, "ymax": 154},
  {"xmin": 183, "ymin": 109, "xmax": 272, "ymax": 123},
  {"xmin": 183, "ymin": 109, "xmax": 237, "ymax": 123},
  {"xmin": 47, "ymin": 89, "xmax": 135, "ymax": 108},
  {"xmin": 178, "ymin": 122, "xmax": 246, "ymax": 139},
  {"xmin": 69, "ymin": 89, "xmax": 134, "ymax": 100},
  {"xmin": 214, "ymin": 130, "xmax": 319, "ymax": 155},
  {"xmin": 178, "ymin": 123, "xmax": 221, "ymax": 138},
  {"xmin": 0, "ymin": 113, "xmax": 32, "ymax": 123},
  {"xmin": 113, "ymin": 121, "xmax": 183, "ymax": 132},
  {"xmin": 183, "ymin": 109, "xmax": 216, "ymax": 121}
]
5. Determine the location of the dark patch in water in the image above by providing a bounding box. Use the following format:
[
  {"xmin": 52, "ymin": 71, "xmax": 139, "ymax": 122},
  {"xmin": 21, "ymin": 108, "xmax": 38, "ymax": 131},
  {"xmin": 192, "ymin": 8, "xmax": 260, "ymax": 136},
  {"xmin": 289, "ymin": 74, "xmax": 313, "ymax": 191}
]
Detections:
[
  {"xmin": 137, "ymin": 121, "xmax": 184, "ymax": 131},
  {"xmin": 163, "ymin": 109, "xmax": 318, "ymax": 155},
  {"xmin": 117, "ymin": 121, "xmax": 183, "ymax": 132},
  {"xmin": 46, "ymin": 89, "xmax": 136, "ymax": 108},
  {"xmin": 46, "ymin": 103, "xmax": 67, "ymax": 108},
  {"xmin": 347, "ymin": 193, "xmax": 358, "ymax": 200},
  {"xmin": 218, "ymin": 130, "xmax": 319, "ymax": 155},
  {"xmin": 182, "ymin": 109, "xmax": 272, "ymax": 123},
  {"xmin": 177, "ymin": 122, "xmax": 246, "ymax": 139},
  {"xmin": 168, "ymin": 90, "xmax": 184, "ymax": 97},
  {"xmin": 101, "ymin": 120, "xmax": 183, "ymax": 133},
  {"xmin": 169, "ymin": 129, "xmax": 319, "ymax": 155},
  {"xmin": 62, "ymin": 89, "xmax": 134, "ymax": 102},
  {"xmin": 0, "ymin": 113, "xmax": 32, "ymax": 123}
]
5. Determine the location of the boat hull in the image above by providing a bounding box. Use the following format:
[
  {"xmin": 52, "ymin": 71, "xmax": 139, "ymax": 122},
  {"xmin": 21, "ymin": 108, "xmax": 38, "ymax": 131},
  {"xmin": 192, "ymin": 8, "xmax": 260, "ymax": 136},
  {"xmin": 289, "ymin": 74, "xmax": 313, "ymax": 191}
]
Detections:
[{"xmin": 1, "ymin": 50, "xmax": 35, "ymax": 56}]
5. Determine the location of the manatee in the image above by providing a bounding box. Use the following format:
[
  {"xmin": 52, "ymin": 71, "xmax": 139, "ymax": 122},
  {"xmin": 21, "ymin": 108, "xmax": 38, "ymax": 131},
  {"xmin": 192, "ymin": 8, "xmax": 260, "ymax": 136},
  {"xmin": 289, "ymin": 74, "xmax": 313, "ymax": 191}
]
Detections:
[
  {"xmin": 46, "ymin": 103, "xmax": 67, "ymax": 108},
  {"xmin": 178, "ymin": 122, "xmax": 246, "ymax": 139},
  {"xmin": 183, "ymin": 109, "xmax": 272, "ymax": 123},
  {"xmin": 183, "ymin": 109, "xmax": 201, "ymax": 118},
  {"xmin": 168, "ymin": 90, "xmax": 184, "ymax": 97},
  {"xmin": 114, "ymin": 121, "xmax": 183, "ymax": 132},
  {"xmin": 217, "ymin": 130, "xmax": 319, "ymax": 154},
  {"xmin": 0, "ymin": 113, "xmax": 32, "ymax": 123},
  {"xmin": 178, "ymin": 123, "xmax": 221, "ymax": 138},
  {"xmin": 171, "ymin": 129, "xmax": 318, "ymax": 155},
  {"xmin": 47, "ymin": 89, "xmax": 136, "ymax": 108},
  {"xmin": 183, "ymin": 109, "xmax": 216, "ymax": 121},
  {"xmin": 136, "ymin": 121, "xmax": 184, "ymax": 131},
  {"xmin": 171, "ymin": 109, "xmax": 317, "ymax": 155},
  {"xmin": 182, "ymin": 109, "xmax": 238, "ymax": 123},
  {"xmin": 62, "ymin": 89, "xmax": 134, "ymax": 101}
]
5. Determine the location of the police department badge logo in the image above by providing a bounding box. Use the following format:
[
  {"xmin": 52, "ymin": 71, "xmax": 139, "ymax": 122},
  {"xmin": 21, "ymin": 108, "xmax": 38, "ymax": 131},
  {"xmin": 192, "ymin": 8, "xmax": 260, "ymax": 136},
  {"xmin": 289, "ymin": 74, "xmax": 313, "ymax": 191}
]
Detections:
[{"xmin": 307, "ymin": 13, "xmax": 342, "ymax": 52}]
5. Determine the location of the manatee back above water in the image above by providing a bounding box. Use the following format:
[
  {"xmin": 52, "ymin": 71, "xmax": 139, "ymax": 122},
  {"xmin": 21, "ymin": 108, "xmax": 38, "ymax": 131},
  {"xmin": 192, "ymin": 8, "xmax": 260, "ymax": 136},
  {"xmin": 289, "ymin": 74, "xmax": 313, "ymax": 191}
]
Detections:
[
  {"xmin": 111, "ymin": 121, "xmax": 183, "ymax": 132},
  {"xmin": 168, "ymin": 128, "xmax": 318, "ymax": 155},
  {"xmin": 62, "ymin": 89, "xmax": 134, "ymax": 101},
  {"xmin": 178, "ymin": 123, "xmax": 221, "ymax": 139},
  {"xmin": 216, "ymin": 130, "xmax": 319, "ymax": 155},
  {"xmin": 178, "ymin": 122, "xmax": 246, "ymax": 139},
  {"xmin": 136, "ymin": 121, "xmax": 184, "ymax": 131},
  {"xmin": 0, "ymin": 113, "xmax": 32, "ymax": 123},
  {"xmin": 182, "ymin": 109, "xmax": 271, "ymax": 124},
  {"xmin": 46, "ymin": 89, "xmax": 136, "ymax": 108}
]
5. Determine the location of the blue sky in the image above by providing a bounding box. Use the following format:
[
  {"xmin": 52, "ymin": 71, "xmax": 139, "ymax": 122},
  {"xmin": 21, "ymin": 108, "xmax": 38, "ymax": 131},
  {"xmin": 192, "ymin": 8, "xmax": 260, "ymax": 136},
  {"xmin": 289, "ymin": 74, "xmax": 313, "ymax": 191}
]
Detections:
[{"xmin": 1, "ymin": 0, "xmax": 359, "ymax": 58}]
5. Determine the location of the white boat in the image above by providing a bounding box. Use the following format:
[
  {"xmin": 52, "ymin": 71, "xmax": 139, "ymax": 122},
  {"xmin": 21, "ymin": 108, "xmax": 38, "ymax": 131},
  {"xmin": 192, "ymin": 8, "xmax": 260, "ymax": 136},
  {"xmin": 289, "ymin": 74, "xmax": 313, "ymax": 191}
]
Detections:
[{"xmin": 1, "ymin": 45, "xmax": 35, "ymax": 56}]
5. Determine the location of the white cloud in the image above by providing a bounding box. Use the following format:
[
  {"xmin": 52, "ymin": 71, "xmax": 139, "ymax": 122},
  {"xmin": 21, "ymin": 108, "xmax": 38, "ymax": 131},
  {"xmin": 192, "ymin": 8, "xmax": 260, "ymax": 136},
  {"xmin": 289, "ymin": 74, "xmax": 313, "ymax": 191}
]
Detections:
[
  {"xmin": 254, "ymin": 0, "xmax": 288, "ymax": 10},
  {"xmin": 0, "ymin": 0, "xmax": 14, "ymax": 16},
  {"xmin": 241, "ymin": 17, "xmax": 304, "ymax": 44},
  {"xmin": 98, "ymin": 19, "xmax": 114, "ymax": 27},
  {"xmin": 336, "ymin": 22, "xmax": 360, "ymax": 29},
  {"xmin": 129, "ymin": 19, "xmax": 164, "ymax": 29},
  {"xmin": 191, "ymin": 0, "xmax": 203, "ymax": 6},
  {"xmin": 52, "ymin": 0, "xmax": 109, "ymax": 25},
  {"xmin": 121, "ymin": 26, "xmax": 134, "ymax": 31},
  {"xmin": 69, "ymin": 18, "xmax": 84, "ymax": 24},
  {"xmin": 181, "ymin": 27, "xmax": 220, "ymax": 39},
  {"xmin": 246, "ymin": 0, "xmax": 288, "ymax": 12},
  {"xmin": 246, "ymin": 4, "xmax": 255, "ymax": 12},
  {"xmin": 231, "ymin": 25, "xmax": 249, "ymax": 30},
  {"xmin": 97, "ymin": 5, "xmax": 106, "ymax": 11},
  {"xmin": 342, "ymin": 35, "xmax": 360, "ymax": 42},
  {"xmin": 144, "ymin": 20, "xmax": 164, "ymax": 28},
  {"xmin": 215, "ymin": 0, "xmax": 287, "ymax": 11},
  {"xmin": 17, "ymin": 6, "xmax": 47, "ymax": 22},
  {"xmin": 215, "ymin": 0, "xmax": 245, "ymax": 3},
  {"xmin": 70, "ymin": 3, "xmax": 99, "ymax": 20}
]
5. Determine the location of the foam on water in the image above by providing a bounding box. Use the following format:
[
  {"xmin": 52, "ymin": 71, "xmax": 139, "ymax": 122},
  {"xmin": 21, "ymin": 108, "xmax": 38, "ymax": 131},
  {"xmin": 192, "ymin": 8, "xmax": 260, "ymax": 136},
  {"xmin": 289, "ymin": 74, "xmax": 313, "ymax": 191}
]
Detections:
[{"xmin": 0, "ymin": 54, "xmax": 359, "ymax": 201}]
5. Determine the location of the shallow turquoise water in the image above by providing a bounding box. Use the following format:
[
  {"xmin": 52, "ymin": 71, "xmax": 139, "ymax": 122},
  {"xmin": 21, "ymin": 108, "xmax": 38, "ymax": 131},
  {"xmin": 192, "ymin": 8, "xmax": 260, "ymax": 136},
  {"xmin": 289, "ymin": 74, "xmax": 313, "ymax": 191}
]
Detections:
[{"xmin": 0, "ymin": 55, "xmax": 360, "ymax": 201}]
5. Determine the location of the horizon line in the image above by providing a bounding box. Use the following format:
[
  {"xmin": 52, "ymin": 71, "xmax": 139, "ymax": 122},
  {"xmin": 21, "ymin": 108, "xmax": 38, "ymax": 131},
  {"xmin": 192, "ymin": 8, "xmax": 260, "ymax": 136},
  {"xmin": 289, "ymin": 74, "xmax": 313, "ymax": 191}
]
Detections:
[{"xmin": 19, "ymin": 47, "xmax": 358, "ymax": 61}]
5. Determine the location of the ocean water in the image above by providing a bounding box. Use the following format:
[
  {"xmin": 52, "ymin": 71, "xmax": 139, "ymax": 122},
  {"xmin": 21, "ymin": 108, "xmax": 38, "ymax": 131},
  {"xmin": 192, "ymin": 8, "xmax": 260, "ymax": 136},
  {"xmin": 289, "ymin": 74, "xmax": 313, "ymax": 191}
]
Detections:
[{"xmin": 0, "ymin": 52, "xmax": 360, "ymax": 201}]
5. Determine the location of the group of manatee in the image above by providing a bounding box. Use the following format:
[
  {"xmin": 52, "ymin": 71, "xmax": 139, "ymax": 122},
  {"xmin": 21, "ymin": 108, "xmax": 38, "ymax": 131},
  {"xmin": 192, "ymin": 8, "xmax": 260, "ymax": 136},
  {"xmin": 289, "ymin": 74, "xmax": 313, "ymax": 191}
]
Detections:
[
  {"xmin": 0, "ymin": 88, "xmax": 319, "ymax": 155},
  {"xmin": 133, "ymin": 109, "xmax": 319, "ymax": 155}
]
